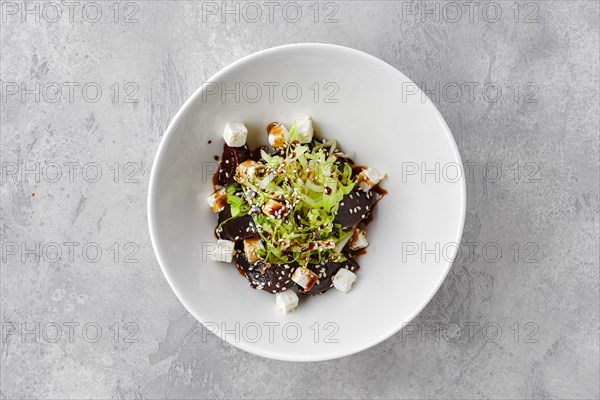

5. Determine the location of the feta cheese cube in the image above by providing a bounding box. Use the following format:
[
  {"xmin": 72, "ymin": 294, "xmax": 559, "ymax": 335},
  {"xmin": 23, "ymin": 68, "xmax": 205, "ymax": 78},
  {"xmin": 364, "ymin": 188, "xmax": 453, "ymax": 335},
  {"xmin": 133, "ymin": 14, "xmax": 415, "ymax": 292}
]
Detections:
[
  {"xmin": 348, "ymin": 228, "xmax": 369, "ymax": 251},
  {"xmin": 223, "ymin": 123, "xmax": 248, "ymax": 147},
  {"xmin": 209, "ymin": 239, "xmax": 235, "ymax": 263},
  {"xmin": 357, "ymin": 167, "xmax": 385, "ymax": 192},
  {"xmin": 206, "ymin": 188, "xmax": 227, "ymax": 213},
  {"xmin": 294, "ymin": 117, "xmax": 313, "ymax": 144},
  {"xmin": 275, "ymin": 290, "xmax": 299, "ymax": 313},
  {"xmin": 236, "ymin": 160, "xmax": 263, "ymax": 181},
  {"xmin": 243, "ymin": 238, "xmax": 264, "ymax": 263},
  {"xmin": 262, "ymin": 199, "xmax": 288, "ymax": 218},
  {"xmin": 333, "ymin": 268, "xmax": 357, "ymax": 293},
  {"xmin": 291, "ymin": 267, "xmax": 318, "ymax": 291},
  {"xmin": 268, "ymin": 122, "xmax": 290, "ymax": 149}
]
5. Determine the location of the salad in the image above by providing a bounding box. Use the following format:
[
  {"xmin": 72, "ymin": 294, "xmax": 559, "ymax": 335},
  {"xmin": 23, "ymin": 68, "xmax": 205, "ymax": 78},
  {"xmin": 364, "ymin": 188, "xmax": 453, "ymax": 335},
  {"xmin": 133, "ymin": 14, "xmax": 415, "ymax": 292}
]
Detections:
[{"xmin": 206, "ymin": 117, "xmax": 386, "ymax": 312}]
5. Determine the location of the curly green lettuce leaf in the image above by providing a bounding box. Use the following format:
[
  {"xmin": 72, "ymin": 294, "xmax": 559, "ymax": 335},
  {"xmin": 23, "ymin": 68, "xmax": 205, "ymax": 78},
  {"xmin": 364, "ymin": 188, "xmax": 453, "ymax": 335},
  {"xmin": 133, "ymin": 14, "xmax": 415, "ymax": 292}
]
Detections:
[{"xmin": 232, "ymin": 133, "xmax": 359, "ymax": 265}]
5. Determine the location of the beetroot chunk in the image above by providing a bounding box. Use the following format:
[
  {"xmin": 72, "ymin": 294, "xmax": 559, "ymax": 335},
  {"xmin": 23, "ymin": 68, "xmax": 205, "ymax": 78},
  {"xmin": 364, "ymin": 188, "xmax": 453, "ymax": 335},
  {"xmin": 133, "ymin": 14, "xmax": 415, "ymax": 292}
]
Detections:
[
  {"xmin": 217, "ymin": 143, "xmax": 250, "ymax": 185},
  {"xmin": 334, "ymin": 190, "xmax": 375, "ymax": 229},
  {"xmin": 250, "ymin": 145, "xmax": 269, "ymax": 162},
  {"xmin": 235, "ymin": 251, "xmax": 296, "ymax": 294},
  {"xmin": 216, "ymin": 205, "xmax": 259, "ymax": 241}
]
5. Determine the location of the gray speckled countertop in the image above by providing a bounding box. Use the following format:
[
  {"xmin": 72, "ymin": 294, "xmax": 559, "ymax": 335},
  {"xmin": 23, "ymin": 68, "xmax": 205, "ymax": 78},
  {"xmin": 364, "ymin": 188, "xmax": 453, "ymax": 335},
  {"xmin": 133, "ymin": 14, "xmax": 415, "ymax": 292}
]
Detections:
[{"xmin": 1, "ymin": 1, "xmax": 598, "ymax": 399}]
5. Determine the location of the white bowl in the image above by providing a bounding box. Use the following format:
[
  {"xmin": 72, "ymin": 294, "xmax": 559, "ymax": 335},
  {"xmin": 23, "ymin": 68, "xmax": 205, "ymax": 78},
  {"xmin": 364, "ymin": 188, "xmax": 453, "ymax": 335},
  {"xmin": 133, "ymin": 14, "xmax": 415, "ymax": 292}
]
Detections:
[{"xmin": 148, "ymin": 44, "xmax": 466, "ymax": 362}]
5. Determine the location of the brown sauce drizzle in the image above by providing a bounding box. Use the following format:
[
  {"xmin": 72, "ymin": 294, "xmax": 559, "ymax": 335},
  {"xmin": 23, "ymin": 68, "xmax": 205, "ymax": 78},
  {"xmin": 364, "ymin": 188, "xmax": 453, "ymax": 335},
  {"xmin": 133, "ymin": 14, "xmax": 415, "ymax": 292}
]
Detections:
[
  {"xmin": 266, "ymin": 122, "xmax": 278, "ymax": 134},
  {"xmin": 352, "ymin": 165, "xmax": 367, "ymax": 175},
  {"xmin": 212, "ymin": 169, "xmax": 219, "ymax": 189},
  {"xmin": 373, "ymin": 185, "xmax": 388, "ymax": 196}
]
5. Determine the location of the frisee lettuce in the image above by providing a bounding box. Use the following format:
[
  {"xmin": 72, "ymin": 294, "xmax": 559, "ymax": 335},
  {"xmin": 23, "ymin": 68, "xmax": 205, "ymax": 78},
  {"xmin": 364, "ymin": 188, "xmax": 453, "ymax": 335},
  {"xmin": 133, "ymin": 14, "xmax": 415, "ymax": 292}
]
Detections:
[{"xmin": 228, "ymin": 136, "xmax": 357, "ymax": 265}]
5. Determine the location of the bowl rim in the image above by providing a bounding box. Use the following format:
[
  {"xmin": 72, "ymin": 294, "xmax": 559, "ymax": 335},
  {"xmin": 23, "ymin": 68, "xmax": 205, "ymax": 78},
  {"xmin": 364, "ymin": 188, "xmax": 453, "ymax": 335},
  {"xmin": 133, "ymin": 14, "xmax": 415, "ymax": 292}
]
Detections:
[{"xmin": 147, "ymin": 43, "xmax": 467, "ymax": 362}]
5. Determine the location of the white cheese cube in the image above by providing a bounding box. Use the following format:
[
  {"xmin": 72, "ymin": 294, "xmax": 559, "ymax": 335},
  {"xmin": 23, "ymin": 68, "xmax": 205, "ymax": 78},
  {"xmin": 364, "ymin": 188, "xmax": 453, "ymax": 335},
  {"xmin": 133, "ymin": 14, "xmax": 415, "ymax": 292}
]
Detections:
[
  {"xmin": 268, "ymin": 122, "xmax": 290, "ymax": 149},
  {"xmin": 294, "ymin": 117, "xmax": 313, "ymax": 144},
  {"xmin": 236, "ymin": 160, "xmax": 262, "ymax": 181},
  {"xmin": 358, "ymin": 167, "xmax": 385, "ymax": 192},
  {"xmin": 206, "ymin": 188, "xmax": 227, "ymax": 213},
  {"xmin": 291, "ymin": 267, "xmax": 318, "ymax": 291},
  {"xmin": 223, "ymin": 123, "xmax": 248, "ymax": 147},
  {"xmin": 275, "ymin": 290, "xmax": 299, "ymax": 313},
  {"xmin": 348, "ymin": 228, "xmax": 369, "ymax": 251},
  {"xmin": 243, "ymin": 238, "xmax": 264, "ymax": 263},
  {"xmin": 209, "ymin": 239, "xmax": 235, "ymax": 263},
  {"xmin": 333, "ymin": 268, "xmax": 357, "ymax": 293},
  {"xmin": 262, "ymin": 199, "xmax": 288, "ymax": 219}
]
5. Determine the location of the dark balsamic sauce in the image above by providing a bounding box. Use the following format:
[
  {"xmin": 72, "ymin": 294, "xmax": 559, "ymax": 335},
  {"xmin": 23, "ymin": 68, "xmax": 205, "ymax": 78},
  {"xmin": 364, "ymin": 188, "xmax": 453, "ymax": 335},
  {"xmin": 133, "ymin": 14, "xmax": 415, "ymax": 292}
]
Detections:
[
  {"xmin": 266, "ymin": 122, "xmax": 277, "ymax": 133},
  {"xmin": 352, "ymin": 165, "xmax": 367, "ymax": 176},
  {"xmin": 211, "ymin": 169, "xmax": 219, "ymax": 189},
  {"xmin": 373, "ymin": 185, "xmax": 388, "ymax": 196}
]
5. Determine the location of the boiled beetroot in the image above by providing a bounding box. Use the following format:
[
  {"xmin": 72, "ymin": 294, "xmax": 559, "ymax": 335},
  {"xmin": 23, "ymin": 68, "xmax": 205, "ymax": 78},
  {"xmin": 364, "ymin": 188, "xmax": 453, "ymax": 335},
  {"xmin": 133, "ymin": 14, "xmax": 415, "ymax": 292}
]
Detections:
[
  {"xmin": 216, "ymin": 205, "xmax": 259, "ymax": 241},
  {"xmin": 235, "ymin": 251, "xmax": 296, "ymax": 294},
  {"xmin": 217, "ymin": 143, "xmax": 250, "ymax": 185},
  {"xmin": 334, "ymin": 190, "xmax": 375, "ymax": 229}
]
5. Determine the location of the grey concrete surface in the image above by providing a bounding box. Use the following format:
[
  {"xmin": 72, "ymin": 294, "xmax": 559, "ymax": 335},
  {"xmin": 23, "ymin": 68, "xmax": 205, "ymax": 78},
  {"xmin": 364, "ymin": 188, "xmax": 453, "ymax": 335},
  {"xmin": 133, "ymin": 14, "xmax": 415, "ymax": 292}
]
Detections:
[{"xmin": 1, "ymin": 1, "xmax": 599, "ymax": 399}]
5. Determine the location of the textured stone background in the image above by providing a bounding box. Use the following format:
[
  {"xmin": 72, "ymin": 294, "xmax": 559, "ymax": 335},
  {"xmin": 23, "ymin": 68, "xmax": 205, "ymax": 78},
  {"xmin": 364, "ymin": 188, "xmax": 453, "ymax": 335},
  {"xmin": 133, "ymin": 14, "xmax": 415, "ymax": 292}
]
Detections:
[{"xmin": 1, "ymin": 1, "xmax": 598, "ymax": 399}]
